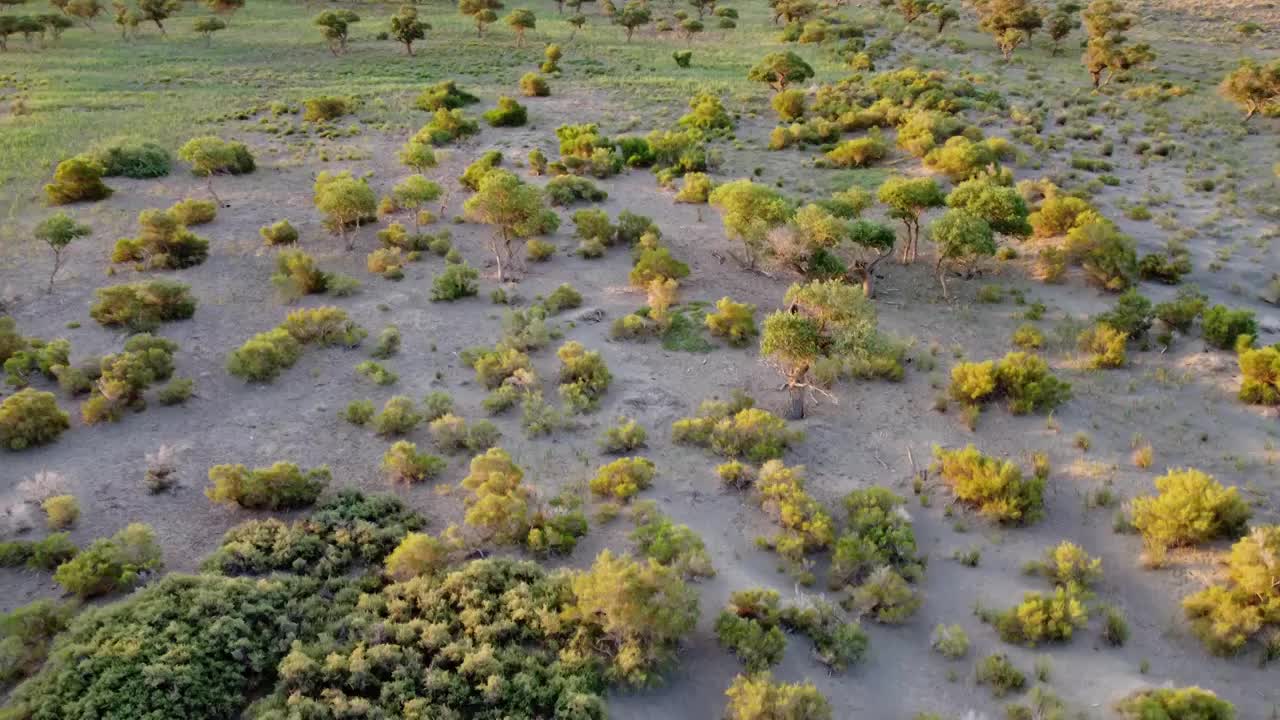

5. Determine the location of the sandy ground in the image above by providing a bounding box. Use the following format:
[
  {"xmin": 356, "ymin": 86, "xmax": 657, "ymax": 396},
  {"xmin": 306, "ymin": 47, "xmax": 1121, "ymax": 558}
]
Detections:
[{"xmin": 3, "ymin": 21, "xmax": 1280, "ymax": 720}]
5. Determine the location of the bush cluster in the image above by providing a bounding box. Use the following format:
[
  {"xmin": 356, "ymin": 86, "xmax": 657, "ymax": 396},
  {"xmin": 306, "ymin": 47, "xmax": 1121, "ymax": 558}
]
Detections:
[
  {"xmin": 206, "ymin": 461, "xmax": 330, "ymax": 510},
  {"xmin": 0, "ymin": 388, "xmax": 71, "ymax": 451},
  {"xmin": 932, "ymin": 444, "xmax": 1046, "ymax": 524},
  {"xmin": 90, "ymin": 280, "xmax": 196, "ymax": 332},
  {"xmin": 227, "ymin": 307, "xmax": 365, "ymax": 382},
  {"xmin": 591, "ymin": 456, "xmax": 656, "ymax": 501},
  {"xmin": 949, "ymin": 351, "xmax": 1071, "ymax": 416},
  {"xmin": 672, "ymin": 395, "xmax": 803, "ymax": 462},
  {"xmin": 629, "ymin": 503, "xmax": 714, "ymax": 579},
  {"xmin": 1130, "ymin": 468, "xmax": 1250, "ymax": 551},
  {"xmin": 558, "ymin": 341, "xmax": 612, "ymax": 412},
  {"xmin": 1183, "ymin": 525, "xmax": 1280, "ymax": 655},
  {"xmin": 1115, "ymin": 688, "xmax": 1235, "ymax": 720},
  {"xmin": 111, "ymin": 209, "xmax": 210, "ymax": 270},
  {"xmin": 81, "ymin": 334, "xmax": 182, "ymax": 424},
  {"xmin": 53, "ymin": 522, "xmax": 162, "ymax": 598}
]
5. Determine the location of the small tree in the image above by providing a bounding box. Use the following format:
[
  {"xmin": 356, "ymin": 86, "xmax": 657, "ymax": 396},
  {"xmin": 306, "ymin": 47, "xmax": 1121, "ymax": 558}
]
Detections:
[
  {"xmin": 505, "ymin": 7, "xmax": 534, "ymax": 46},
  {"xmin": 34, "ymin": 212, "xmax": 90, "ymax": 292},
  {"xmin": 391, "ymin": 175, "xmax": 441, "ymax": 230},
  {"xmin": 897, "ymin": 0, "xmax": 929, "ymax": 25},
  {"xmin": 977, "ymin": 0, "xmax": 1042, "ymax": 60},
  {"xmin": 192, "ymin": 16, "xmax": 225, "ymax": 44},
  {"xmin": 1219, "ymin": 58, "xmax": 1280, "ymax": 121},
  {"xmin": 66, "ymin": 0, "xmax": 105, "ymax": 29},
  {"xmin": 761, "ymin": 310, "xmax": 822, "ymax": 420},
  {"xmin": 111, "ymin": 0, "xmax": 139, "ymax": 39},
  {"xmin": 708, "ymin": 179, "xmax": 795, "ymax": 268},
  {"xmin": 314, "ymin": 171, "xmax": 377, "ymax": 250},
  {"xmin": 1047, "ymin": 3, "xmax": 1079, "ymax": 54},
  {"xmin": 747, "ymin": 51, "xmax": 815, "ymax": 93},
  {"xmin": 1081, "ymin": 0, "xmax": 1153, "ymax": 88},
  {"xmin": 137, "ymin": 0, "xmax": 178, "ymax": 35},
  {"xmin": 930, "ymin": 209, "xmax": 995, "ymax": 299},
  {"xmin": 615, "ymin": 0, "xmax": 650, "ymax": 41},
  {"xmin": 177, "ymin": 135, "xmax": 254, "ymax": 204},
  {"xmin": 389, "ymin": 4, "xmax": 429, "ymax": 55},
  {"xmin": 463, "ymin": 170, "xmax": 555, "ymax": 281},
  {"xmin": 314, "ymin": 9, "xmax": 359, "ymax": 55},
  {"xmin": 205, "ymin": 0, "xmax": 243, "ymax": 19},
  {"xmin": 567, "ymin": 12, "xmax": 586, "ymax": 39},
  {"xmin": 929, "ymin": 2, "xmax": 958, "ymax": 33},
  {"xmin": 876, "ymin": 175, "xmax": 944, "ymax": 264},
  {"xmin": 459, "ymin": 0, "xmax": 503, "ymax": 36}
]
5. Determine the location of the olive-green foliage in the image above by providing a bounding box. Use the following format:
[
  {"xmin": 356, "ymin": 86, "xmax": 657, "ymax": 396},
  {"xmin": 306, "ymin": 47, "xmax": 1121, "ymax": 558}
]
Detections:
[
  {"xmin": 1115, "ymin": 687, "xmax": 1236, "ymax": 720},
  {"xmin": 4, "ymin": 337, "xmax": 70, "ymax": 388},
  {"xmin": 90, "ymin": 280, "xmax": 195, "ymax": 333},
  {"xmin": 771, "ymin": 88, "xmax": 806, "ymax": 121},
  {"xmin": 715, "ymin": 589, "xmax": 787, "ymax": 672},
  {"xmin": 1097, "ymin": 288, "xmax": 1152, "ymax": 338},
  {"xmin": 830, "ymin": 486, "xmax": 923, "ymax": 590},
  {"xmin": 0, "ymin": 533, "xmax": 77, "ymax": 571},
  {"xmin": 673, "ymin": 396, "xmax": 802, "ymax": 462},
  {"xmin": 923, "ymin": 135, "xmax": 1013, "ymax": 182},
  {"xmin": 680, "ymin": 90, "xmax": 734, "ymax": 131},
  {"xmin": 601, "ymin": 416, "xmax": 649, "ymax": 453},
  {"xmin": 1130, "ymin": 468, "xmax": 1250, "ymax": 550},
  {"xmin": 1012, "ymin": 323, "xmax": 1043, "ymax": 349},
  {"xmin": 1183, "ymin": 525, "xmax": 1280, "ymax": 655},
  {"xmin": 226, "ymin": 327, "xmax": 302, "ymax": 382},
  {"xmin": 53, "ymin": 522, "xmax": 162, "ymax": 598},
  {"xmin": 460, "ymin": 150, "xmax": 503, "ymax": 191},
  {"xmin": 44, "ymin": 156, "xmax": 113, "ymax": 205},
  {"xmin": 849, "ymin": 566, "xmax": 921, "ymax": 623},
  {"xmin": 483, "ymin": 96, "xmax": 528, "ymax": 127},
  {"xmin": 1202, "ymin": 305, "xmax": 1258, "ymax": 350},
  {"xmin": 1031, "ymin": 541, "xmax": 1102, "ymax": 588},
  {"xmin": 42, "ymin": 495, "xmax": 79, "ymax": 530},
  {"xmin": 177, "ymin": 135, "xmax": 255, "ymax": 177},
  {"xmin": 0, "ymin": 388, "xmax": 70, "ymax": 451},
  {"xmin": 629, "ymin": 503, "xmax": 714, "ymax": 579},
  {"xmin": 1155, "ymin": 286, "xmax": 1207, "ymax": 333},
  {"xmin": 591, "ymin": 456, "xmax": 655, "ymax": 501},
  {"xmin": 976, "ymin": 653, "xmax": 1027, "ymax": 697},
  {"xmin": 168, "ymin": 198, "xmax": 216, "ymax": 226},
  {"xmin": 415, "ymin": 107, "xmax": 480, "ymax": 146},
  {"xmin": 79, "ymin": 334, "xmax": 178, "ymax": 424},
  {"xmin": 206, "ymin": 462, "xmax": 330, "ymax": 510},
  {"xmin": 519, "ymin": 71, "xmax": 551, "ymax": 96},
  {"xmin": 948, "ymin": 352, "xmax": 1071, "ymax": 415},
  {"xmin": 705, "ymin": 297, "xmax": 758, "ymax": 347},
  {"xmin": 383, "ymin": 532, "xmax": 449, "ymax": 581},
  {"xmin": 932, "ymin": 444, "xmax": 1045, "ymax": 524},
  {"xmin": 111, "ymin": 209, "xmax": 210, "ymax": 270},
  {"xmin": 430, "ymin": 262, "xmax": 480, "ymax": 301},
  {"xmin": 458, "ymin": 447, "xmax": 532, "ymax": 544},
  {"xmin": 778, "ymin": 601, "xmax": 869, "ymax": 672},
  {"xmin": 1239, "ymin": 344, "xmax": 1280, "ymax": 406},
  {"xmin": 259, "ymin": 219, "xmax": 298, "ymax": 246},
  {"xmin": 752, "ymin": 460, "xmax": 835, "ymax": 562},
  {"xmin": 629, "ymin": 246, "xmax": 690, "ymax": 287},
  {"xmin": 1072, "ymin": 220, "xmax": 1138, "ymax": 291},
  {"xmin": 204, "ymin": 490, "xmax": 424, "ymax": 577},
  {"xmin": 724, "ymin": 672, "xmax": 832, "ymax": 720},
  {"xmin": 85, "ymin": 137, "xmax": 171, "ymax": 178},
  {"xmin": 430, "ymin": 413, "xmax": 501, "ymax": 453},
  {"xmin": 545, "ymin": 174, "xmax": 608, "ymax": 206},
  {"xmin": 541, "ymin": 283, "xmax": 583, "ymax": 315},
  {"xmin": 415, "ymin": 80, "xmax": 480, "ymax": 111},
  {"xmin": 373, "ymin": 395, "xmax": 422, "ymax": 436},
  {"xmin": 823, "ymin": 131, "xmax": 889, "ymax": 168},
  {"xmin": 931, "ymin": 623, "xmax": 970, "ymax": 658},
  {"xmin": 1078, "ymin": 322, "xmax": 1128, "ymax": 368},
  {"xmin": 994, "ymin": 585, "xmax": 1089, "ymax": 645},
  {"xmin": 301, "ymin": 95, "xmax": 351, "ymax": 122},
  {"xmin": 558, "ymin": 340, "xmax": 611, "ymax": 412},
  {"xmin": 381, "ymin": 440, "xmax": 446, "ymax": 483},
  {"xmin": 157, "ymin": 377, "xmax": 194, "ymax": 405},
  {"xmin": 0, "ymin": 598, "xmax": 74, "ymax": 687}
]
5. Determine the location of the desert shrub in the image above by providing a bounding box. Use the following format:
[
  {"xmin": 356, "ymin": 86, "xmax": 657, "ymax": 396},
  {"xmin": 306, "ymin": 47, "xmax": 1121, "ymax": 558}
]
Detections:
[
  {"xmin": 850, "ymin": 566, "xmax": 921, "ymax": 623},
  {"xmin": 949, "ymin": 352, "xmax": 1070, "ymax": 415},
  {"xmin": 771, "ymin": 88, "xmax": 806, "ymax": 121},
  {"xmin": 0, "ymin": 598, "xmax": 74, "ymax": 686},
  {"xmin": 467, "ymin": 346, "xmax": 533, "ymax": 389},
  {"xmin": 829, "ymin": 486, "xmax": 923, "ymax": 589},
  {"xmin": 526, "ymin": 238, "xmax": 555, "ymax": 261},
  {"xmin": 931, "ymin": 623, "xmax": 969, "ymax": 658},
  {"xmin": 1138, "ymin": 251, "xmax": 1191, "ymax": 284},
  {"xmin": 1011, "ymin": 324, "xmax": 1043, "ymax": 349},
  {"xmin": 79, "ymin": 334, "xmax": 178, "ymax": 423},
  {"xmin": 823, "ymin": 131, "xmax": 889, "ymax": 168},
  {"xmin": 430, "ymin": 262, "xmax": 479, "ymax": 301},
  {"xmin": 779, "ymin": 601, "xmax": 869, "ymax": 672},
  {"xmin": 44, "ymin": 156, "xmax": 112, "ymax": 205},
  {"xmin": 53, "ymin": 523, "xmax": 162, "ymax": 598},
  {"xmin": 1155, "ymin": 286, "xmax": 1207, "ymax": 333},
  {"xmin": 415, "ymin": 108, "xmax": 479, "ymax": 146},
  {"xmin": 383, "ymin": 532, "xmax": 449, "ymax": 581},
  {"xmin": 629, "ymin": 246, "xmax": 690, "ymax": 287},
  {"xmin": 705, "ymin": 297, "xmax": 758, "ymax": 347},
  {"xmin": 673, "ymin": 398, "xmax": 801, "ymax": 462},
  {"xmin": 483, "ymin": 96, "xmax": 527, "ymax": 127},
  {"xmin": 932, "ymin": 444, "xmax": 1045, "ymax": 524},
  {"xmin": 519, "ymin": 71, "xmax": 550, "ymax": 97},
  {"xmin": 1183, "ymin": 525, "xmax": 1280, "ymax": 655},
  {"xmin": 1098, "ymin": 288, "xmax": 1153, "ymax": 338},
  {"xmin": 42, "ymin": 494, "xmax": 79, "ymax": 529},
  {"xmin": 1031, "ymin": 541, "xmax": 1102, "ymax": 588},
  {"xmin": 415, "ymin": 80, "xmax": 479, "ymax": 111},
  {"xmin": 558, "ymin": 341, "xmax": 612, "ymax": 412},
  {"xmin": 302, "ymin": 95, "xmax": 351, "ymax": 122},
  {"xmin": 22, "ymin": 534, "xmax": 78, "ymax": 570},
  {"xmin": 459, "ymin": 447, "xmax": 531, "ymax": 544},
  {"xmin": 0, "ymin": 388, "xmax": 70, "ymax": 451},
  {"xmin": 167, "ymin": 199, "xmax": 217, "ymax": 228},
  {"xmin": 976, "ymin": 653, "xmax": 1026, "ymax": 697},
  {"xmin": 1130, "ymin": 468, "xmax": 1250, "ymax": 550},
  {"xmin": 1239, "ymin": 345, "xmax": 1280, "ymax": 406},
  {"xmin": 591, "ymin": 456, "xmax": 655, "ymax": 501},
  {"xmin": 539, "ymin": 284, "xmax": 582, "ymax": 315},
  {"xmin": 4, "ymin": 338, "xmax": 70, "ymax": 388},
  {"xmin": 111, "ymin": 209, "xmax": 210, "ymax": 270},
  {"xmin": 381, "ymin": 440, "xmax": 446, "ymax": 484},
  {"xmin": 923, "ymin": 136, "xmax": 1012, "ymax": 182},
  {"xmin": 226, "ymin": 328, "xmax": 302, "ymax": 382},
  {"xmin": 630, "ymin": 503, "xmax": 713, "ymax": 579},
  {"xmin": 157, "ymin": 377, "xmax": 194, "ymax": 405},
  {"xmin": 546, "ymin": 174, "xmax": 608, "ymax": 206},
  {"xmin": 459, "ymin": 150, "xmax": 502, "ymax": 190},
  {"xmin": 994, "ymin": 585, "xmax": 1088, "ymax": 646},
  {"xmin": 715, "ymin": 589, "xmax": 787, "ymax": 671},
  {"xmin": 85, "ymin": 138, "xmax": 171, "ymax": 178},
  {"xmin": 1115, "ymin": 687, "xmax": 1235, "ymax": 720},
  {"xmin": 206, "ymin": 462, "xmax": 329, "ymax": 510},
  {"xmin": 90, "ymin": 280, "xmax": 195, "ymax": 332},
  {"xmin": 280, "ymin": 307, "xmax": 365, "ymax": 347},
  {"xmin": 259, "ymin": 219, "xmax": 299, "ymax": 246},
  {"xmin": 724, "ymin": 672, "xmax": 832, "ymax": 720},
  {"xmin": 1029, "ymin": 194, "xmax": 1097, "ymax": 237},
  {"xmin": 272, "ymin": 248, "xmax": 333, "ymax": 299},
  {"xmin": 574, "ymin": 208, "xmax": 616, "ymax": 245},
  {"xmin": 355, "ymin": 360, "xmax": 397, "ymax": 386},
  {"xmin": 370, "ymin": 325, "xmax": 400, "ymax": 360},
  {"xmin": 366, "ymin": 247, "xmax": 407, "ymax": 279},
  {"xmin": 1101, "ymin": 606, "xmax": 1130, "ymax": 647},
  {"xmin": 1073, "ymin": 220, "xmax": 1138, "ymax": 291},
  {"xmin": 373, "ymin": 395, "xmax": 422, "ymax": 436},
  {"xmin": 754, "ymin": 460, "xmax": 835, "ymax": 562},
  {"xmin": 341, "ymin": 399, "xmax": 375, "ymax": 425},
  {"xmin": 429, "ymin": 414, "xmax": 500, "ymax": 452},
  {"xmin": 601, "ymin": 416, "xmax": 647, "ymax": 453},
  {"xmin": 1202, "ymin": 305, "xmax": 1258, "ymax": 350},
  {"xmin": 1078, "ymin": 322, "xmax": 1128, "ymax": 369}
]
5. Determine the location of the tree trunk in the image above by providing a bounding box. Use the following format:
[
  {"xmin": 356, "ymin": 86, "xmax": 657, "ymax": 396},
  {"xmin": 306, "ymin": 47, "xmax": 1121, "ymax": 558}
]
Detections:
[
  {"xmin": 206, "ymin": 177, "xmax": 221, "ymax": 206},
  {"xmin": 935, "ymin": 257, "xmax": 948, "ymax": 299},
  {"xmin": 786, "ymin": 384, "xmax": 805, "ymax": 420}
]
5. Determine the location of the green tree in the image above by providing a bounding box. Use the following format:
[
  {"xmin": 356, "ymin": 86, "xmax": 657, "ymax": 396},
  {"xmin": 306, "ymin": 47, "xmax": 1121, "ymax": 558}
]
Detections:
[
  {"xmin": 177, "ymin": 135, "xmax": 254, "ymax": 204},
  {"xmin": 505, "ymin": 7, "xmax": 534, "ymax": 46},
  {"xmin": 977, "ymin": 0, "xmax": 1042, "ymax": 60},
  {"xmin": 34, "ymin": 212, "xmax": 91, "ymax": 292},
  {"xmin": 459, "ymin": 0, "xmax": 502, "ymax": 36},
  {"xmin": 313, "ymin": 170, "xmax": 376, "ymax": 250},
  {"xmin": 314, "ymin": 9, "xmax": 358, "ymax": 55},
  {"xmin": 136, "ymin": 0, "xmax": 178, "ymax": 35},
  {"xmin": 1219, "ymin": 58, "xmax": 1280, "ymax": 121},
  {"xmin": 65, "ymin": 0, "xmax": 105, "ymax": 29},
  {"xmin": 747, "ymin": 51, "xmax": 815, "ymax": 92},
  {"xmin": 930, "ymin": 209, "xmax": 995, "ymax": 298},
  {"xmin": 615, "ymin": 0, "xmax": 650, "ymax": 41},
  {"xmin": 463, "ymin": 170, "xmax": 555, "ymax": 281},
  {"xmin": 876, "ymin": 175, "xmax": 944, "ymax": 264},
  {"xmin": 1047, "ymin": 3, "xmax": 1079, "ymax": 53},
  {"xmin": 897, "ymin": 0, "xmax": 929, "ymax": 25},
  {"xmin": 110, "ymin": 0, "xmax": 139, "ymax": 39},
  {"xmin": 391, "ymin": 175, "xmax": 442, "ymax": 230},
  {"xmin": 192, "ymin": 15, "xmax": 224, "ymax": 44},
  {"xmin": 929, "ymin": 2, "xmax": 958, "ymax": 33},
  {"xmin": 1081, "ymin": 0, "xmax": 1153, "ymax": 88},
  {"xmin": 761, "ymin": 310, "xmax": 822, "ymax": 419},
  {"xmin": 945, "ymin": 177, "xmax": 1032, "ymax": 239},
  {"xmin": 708, "ymin": 179, "xmax": 795, "ymax": 268},
  {"xmin": 389, "ymin": 4, "xmax": 429, "ymax": 55}
]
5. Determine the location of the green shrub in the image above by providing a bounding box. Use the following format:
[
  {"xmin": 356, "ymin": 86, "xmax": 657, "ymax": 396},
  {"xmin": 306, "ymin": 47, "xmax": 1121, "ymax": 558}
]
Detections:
[
  {"xmin": 157, "ymin": 377, "xmax": 194, "ymax": 405},
  {"xmin": 90, "ymin": 280, "xmax": 196, "ymax": 332},
  {"xmin": 591, "ymin": 456, "xmax": 655, "ymax": 501},
  {"xmin": 1098, "ymin": 288, "xmax": 1153, "ymax": 338},
  {"xmin": 1078, "ymin": 322, "xmax": 1128, "ymax": 369},
  {"xmin": 355, "ymin": 360, "xmax": 398, "ymax": 385},
  {"xmin": 1154, "ymin": 286, "xmax": 1207, "ymax": 333},
  {"xmin": 673, "ymin": 398, "xmax": 802, "ymax": 462},
  {"xmin": 1202, "ymin": 305, "xmax": 1258, "ymax": 350},
  {"xmin": 414, "ymin": 108, "xmax": 479, "ymax": 146},
  {"xmin": 459, "ymin": 150, "xmax": 502, "ymax": 190},
  {"xmin": 1115, "ymin": 687, "xmax": 1235, "ymax": 720},
  {"xmin": 0, "ymin": 388, "xmax": 70, "ymax": 451},
  {"xmin": 558, "ymin": 341, "xmax": 612, "ymax": 412},
  {"xmin": 976, "ymin": 653, "xmax": 1026, "ymax": 697},
  {"xmin": 629, "ymin": 503, "xmax": 714, "ymax": 578},
  {"xmin": 993, "ymin": 585, "xmax": 1088, "ymax": 645},
  {"xmin": 383, "ymin": 531, "xmax": 449, "ymax": 580},
  {"xmin": 226, "ymin": 327, "xmax": 302, "ymax": 382},
  {"xmin": 53, "ymin": 523, "xmax": 162, "ymax": 598},
  {"xmin": 724, "ymin": 673, "xmax": 832, "ymax": 720},
  {"xmin": 1011, "ymin": 324, "xmax": 1043, "ymax": 349},
  {"xmin": 932, "ymin": 444, "xmax": 1045, "ymax": 524},
  {"xmin": 42, "ymin": 495, "xmax": 80, "ymax": 530},
  {"xmin": 849, "ymin": 566, "xmax": 921, "ymax": 623},
  {"xmin": 1130, "ymin": 468, "xmax": 1250, "ymax": 550},
  {"xmin": 931, "ymin": 623, "xmax": 969, "ymax": 658},
  {"xmin": 302, "ymin": 95, "xmax": 351, "ymax": 122},
  {"xmin": 1101, "ymin": 606, "xmax": 1130, "ymax": 647},
  {"xmin": 705, "ymin": 297, "xmax": 758, "ymax": 347},
  {"xmin": 1138, "ymin": 251, "xmax": 1191, "ymax": 284},
  {"xmin": 381, "ymin": 440, "xmax": 446, "ymax": 483},
  {"xmin": 45, "ymin": 156, "xmax": 112, "ymax": 205},
  {"xmin": 483, "ymin": 96, "xmax": 528, "ymax": 127},
  {"xmin": 371, "ymin": 325, "xmax": 401, "ymax": 359},
  {"xmin": 415, "ymin": 80, "xmax": 479, "ymax": 110},
  {"xmin": 771, "ymin": 88, "xmax": 806, "ymax": 121},
  {"xmin": 829, "ymin": 486, "xmax": 923, "ymax": 589},
  {"xmin": 280, "ymin": 307, "xmax": 366, "ymax": 346},
  {"xmin": 85, "ymin": 138, "xmax": 171, "ymax": 178},
  {"xmin": 1239, "ymin": 345, "xmax": 1280, "ymax": 406},
  {"xmin": 546, "ymin": 175, "xmax": 608, "ymax": 206},
  {"xmin": 259, "ymin": 219, "xmax": 299, "ymax": 246},
  {"xmin": 341, "ymin": 399, "xmax": 374, "ymax": 425},
  {"xmin": 574, "ymin": 208, "xmax": 616, "ymax": 244},
  {"xmin": 949, "ymin": 352, "xmax": 1070, "ymax": 415},
  {"xmin": 168, "ymin": 198, "xmax": 216, "ymax": 225},
  {"xmin": 1031, "ymin": 541, "xmax": 1102, "ymax": 588},
  {"xmin": 373, "ymin": 395, "xmax": 422, "ymax": 436},
  {"xmin": 715, "ymin": 589, "xmax": 786, "ymax": 672},
  {"xmin": 526, "ymin": 238, "xmax": 555, "ymax": 261},
  {"xmin": 0, "ymin": 598, "xmax": 74, "ymax": 686},
  {"xmin": 519, "ymin": 71, "xmax": 550, "ymax": 97},
  {"xmin": 542, "ymin": 283, "xmax": 583, "ymax": 314},
  {"xmin": 1075, "ymin": 221, "xmax": 1138, "ymax": 291},
  {"xmin": 823, "ymin": 131, "xmax": 889, "ymax": 168},
  {"xmin": 778, "ymin": 601, "xmax": 869, "ymax": 672},
  {"xmin": 601, "ymin": 416, "xmax": 647, "ymax": 453},
  {"xmin": 629, "ymin": 246, "xmax": 690, "ymax": 286},
  {"xmin": 206, "ymin": 462, "xmax": 330, "ymax": 510},
  {"xmin": 755, "ymin": 460, "xmax": 835, "ymax": 562},
  {"xmin": 111, "ymin": 209, "xmax": 209, "ymax": 270},
  {"xmin": 1183, "ymin": 525, "xmax": 1280, "ymax": 655},
  {"xmin": 430, "ymin": 262, "xmax": 479, "ymax": 301}
]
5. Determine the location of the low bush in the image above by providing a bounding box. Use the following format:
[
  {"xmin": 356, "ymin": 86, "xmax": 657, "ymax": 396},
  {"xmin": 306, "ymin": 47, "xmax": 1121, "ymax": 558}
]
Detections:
[
  {"xmin": 526, "ymin": 238, "xmax": 555, "ymax": 261},
  {"xmin": 0, "ymin": 533, "xmax": 77, "ymax": 571},
  {"xmin": 111, "ymin": 209, "xmax": 209, "ymax": 270},
  {"xmin": 829, "ymin": 486, "xmax": 923, "ymax": 589},
  {"xmin": 1011, "ymin": 323, "xmax": 1043, "ymax": 349},
  {"xmin": 976, "ymin": 653, "xmax": 1026, "ymax": 698},
  {"xmin": 1130, "ymin": 468, "xmax": 1250, "ymax": 550},
  {"xmin": 168, "ymin": 198, "xmax": 216, "ymax": 226},
  {"xmin": 340, "ymin": 399, "xmax": 374, "ymax": 425},
  {"xmin": 558, "ymin": 341, "xmax": 612, "ymax": 412},
  {"xmin": 704, "ymin": 297, "xmax": 758, "ymax": 346},
  {"xmin": 630, "ymin": 246, "xmax": 690, "ymax": 287},
  {"xmin": 932, "ymin": 444, "xmax": 1045, "ymax": 524},
  {"xmin": 1078, "ymin": 322, "xmax": 1128, "ymax": 369},
  {"xmin": 519, "ymin": 72, "xmax": 550, "ymax": 97},
  {"xmin": 302, "ymin": 95, "xmax": 351, "ymax": 122},
  {"xmin": 754, "ymin": 460, "xmax": 835, "ymax": 562},
  {"xmin": 90, "ymin": 280, "xmax": 196, "ymax": 332},
  {"xmin": 430, "ymin": 262, "xmax": 479, "ymax": 301},
  {"xmin": 1155, "ymin": 286, "xmax": 1207, "ymax": 333},
  {"xmin": 715, "ymin": 589, "xmax": 787, "ymax": 672},
  {"xmin": 724, "ymin": 673, "xmax": 832, "ymax": 720},
  {"xmin": 601, "ymin": 416, "xmax": 647, "ymax": 453},
  {"xmin": 483, "ymin": 96, "xmax": 528, "ymax": 127},
  {"xmin": 0, "ymin": 598, "xmax": 74, "ymax": 686},
  {"xmin": 226, "ymin": 327, "xmax": 302, "ymax": 382},
  {"xmin": 823, "ymin": 131, "xmax": 889, "ymax": 168},
  {"xmin": 1115, "ymin": 688, "xmax": 1235, "ymax": 720},
  {"xmin": 849, "ymin": 566, "xmax": 921, "ymax": 623},
  {"xmin": 1239, "ymin": 344, "xmax": 1280, "ymax": 406},
  {"xmin": 429, "ymin": 413, "xmax": 501, "ymax": 452},
  {"xmin": 45, "ymin": 156, "xmax": 113, "ymax": 205},
  {"xmin": 80, "ymin": 334, "xmax": 179, "ymax": 424},
  {"xmin": 157, "ymin": 377, "xmax": 194, "ymax": 405},
  {"xmin": 373, "ymin": 395, "xmax": 422, "ymax": 436},
  {"xmin": 546, "ymin": 175, "xmax": 608, "ymax": 206},
  {"xmin": 85, "ymin": 137, "xmax": 171, "ymax": 178},
  {"xmin": 53, "ymin": 522, "xmax": 162, "ymax": 598},
  {"xmin": 931, "ymin": 623, "xmax": 969, "ymax": 658},
  {"xmin": 415, "ymin": 80, "xmax": 479, "ymax": 111},
  {"xmin": 1202, "ymin": 305, "xmax": 1258, "ymax": 350},
  {"xmin": 630, "ymin": 503, "xmax": 714, "ymax": 579},
  {"xmin": 414, "ymin": 108, "xmax": 479, "ymax": 146},
  {"xmin": 355, "ymin": 360, "xmax": 397, "ymax": 385},
  {"xmin": 673, "ymin": 397, "xmax": 802, "ymax": 462},
  {"xmin": 949, "ymin": 352, "xmax": 1071, "ymax": 416},
  {"xmin": 0, "ymin": 388, "xmax": 71, "ymax": 451},
  {"xmin": 1183, "ymin": 525, "xmax": 1280, "ymax": 655},
  {"xmin": 542, "ymin": 283, "xmax": 583, "ymax": 314},
  {"xmin": 206, "ymin": 461, "xmax": 330, "ymax": 510},
  {"xmin": 381, "ymin": 440, "xmax": 446, "ymax": 483},
  {"xmin": 1030, "ymin": 541, "xmax": 1102, "ymax": 588},
  {"xmin": 993, "ymin": 585, "xmax": 1088, "ymax": 646},
  {"xmin": 1098, "ymin": 289, "xmax": 1153, "ymax": 338},
  {"xmin": 259, "ymin": 219, "xmax": 299, "ymax": 246},
  {"xmin": 591, "ymin": 456, "xmax": 656, "ymax": 501},
  {"xmin": 42, "ymin": 494, "xmax": 79, "ymax": 529}
]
